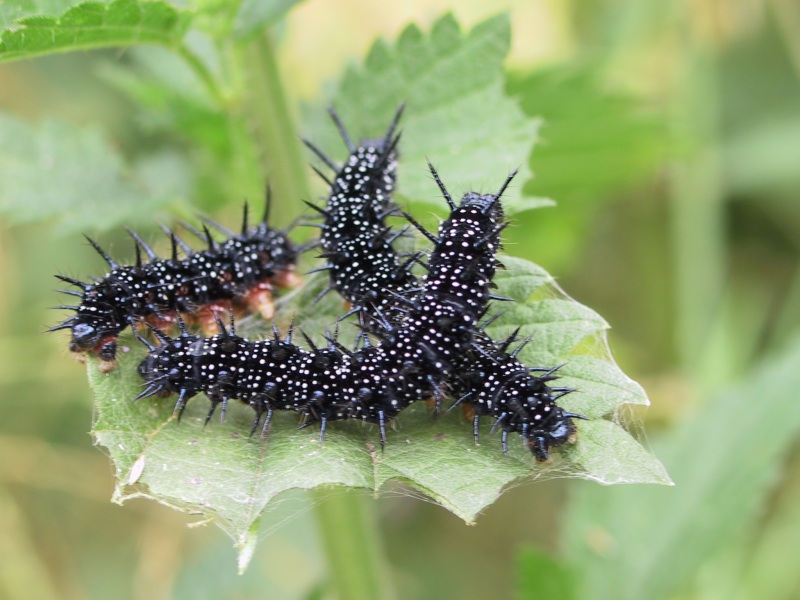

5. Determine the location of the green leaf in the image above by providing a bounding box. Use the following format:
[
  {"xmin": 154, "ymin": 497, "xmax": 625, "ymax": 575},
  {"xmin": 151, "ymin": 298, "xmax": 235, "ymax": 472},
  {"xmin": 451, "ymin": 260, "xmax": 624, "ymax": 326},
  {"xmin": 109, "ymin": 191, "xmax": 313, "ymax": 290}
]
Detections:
[
  {"xmin": 303, "ymin": 13, "xmax": 549, "ymax": 216},
  {"xmin": 560, "ymin": 420, "xmax": 670, "ymax": 485},
  {"xmin": 718, "ymin": 14, "xmax": 800, "ymax": 201},
  {"xmin": 233, "ymin": 0, "xmax": 303, "ymax": 39},
  {"xmin": 516, "ymin": 546, "xmax": 576, "ymax": 600},
  {"xmin": 0, "ymin": 115, "xmax": 190, "ymax": 232},
  {"xmin": 0, "ymin": 1, "xmax": 87, "ymax": 29},
  {"xmin": 88, "ymin": 254, "xmax": 666, "ymax": 566},
  {"xmin": 563, "ymin": 336, "xmax": 800, "ymax": 600},
  {"xmin": 487, "ymin": 257, "xmax": 649, "ymax": 421},
  {"xmin": 0, "ymin": 0, "xmax": 190, "ymax": 63}
]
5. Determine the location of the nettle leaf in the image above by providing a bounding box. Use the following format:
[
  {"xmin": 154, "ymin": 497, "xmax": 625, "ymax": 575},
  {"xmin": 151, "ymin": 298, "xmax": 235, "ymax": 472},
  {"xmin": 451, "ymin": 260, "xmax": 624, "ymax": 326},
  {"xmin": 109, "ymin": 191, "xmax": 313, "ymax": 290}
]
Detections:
[
  {"xmin": 0, "ymin": 115, "xmax": 190, "ymax": 233},
  {"xmin": 483, "ymin": 257, "xmax": 663, "ymax": 482},
  {"xmin": 303, "ymin": 13, "xmax": 549, "ymax": 216},
  {"xmin": 88, "ymin": 255, "xmax": 669, "ymax": 567},
  {"xmin": 0, "ymin": 1, "xmax": 84, "ymax": 29},
  {"xmin": 0, "ymin": 0, "xmax": 189, "ymax": 63}
]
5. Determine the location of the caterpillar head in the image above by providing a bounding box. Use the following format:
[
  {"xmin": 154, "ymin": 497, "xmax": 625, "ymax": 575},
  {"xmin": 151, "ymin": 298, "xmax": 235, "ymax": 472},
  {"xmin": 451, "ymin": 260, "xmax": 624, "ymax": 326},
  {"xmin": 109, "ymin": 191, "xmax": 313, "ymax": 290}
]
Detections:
[
  {"xmin": 69, "ymin": 319, "xmax": 101, "ymax": 351},
  {"xmin": 68, "ymin": 319, "xmax": 119, "ymax": 362},
  {"xmin": 51, "ymin": 272, "xmax": 124, "ymax": 361},
  {"xmin": 459, "ymin": 191, "xmax": 505, "ymax": 221},
  {"xmin": 523, "ymin": 407, "xmax": 579, "ymax": 462},
  {"xmin": 65, "ymin": 301, "xmax": 123, "ymax": 361},
  {"xmin": 489, "ymin": 365, "xmax": 584, "ymax": 462}
]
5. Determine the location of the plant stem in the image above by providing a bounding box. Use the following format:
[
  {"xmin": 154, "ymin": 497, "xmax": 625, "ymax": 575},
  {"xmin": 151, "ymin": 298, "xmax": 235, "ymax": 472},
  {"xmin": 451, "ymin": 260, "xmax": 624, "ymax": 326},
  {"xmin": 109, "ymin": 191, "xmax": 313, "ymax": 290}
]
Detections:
[
  {"xmin": 240, "ymin": 31, "xmax": 311, "ymax": 225},
  {"xmin": 668, "ymin": 38, "xmax": 726, "ymax": 386},
  {"xmin": 238, "ymin": 30, "xmax": 393, "ymax": 599},
  {"xmin": 311, "ymin": 487, "xmax": 395, "ymax": 600},
  {"xmin": 178, "ymin": 45, "xmax": 227, "ymax": 108}
]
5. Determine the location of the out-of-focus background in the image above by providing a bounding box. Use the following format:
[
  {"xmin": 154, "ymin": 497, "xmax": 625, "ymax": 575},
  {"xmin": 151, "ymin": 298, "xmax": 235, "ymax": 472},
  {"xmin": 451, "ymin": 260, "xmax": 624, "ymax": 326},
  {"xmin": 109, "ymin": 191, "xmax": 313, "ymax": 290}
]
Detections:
[{"xmin": 1, "ymin": 0, "xmax": 799, "ymax": 599}]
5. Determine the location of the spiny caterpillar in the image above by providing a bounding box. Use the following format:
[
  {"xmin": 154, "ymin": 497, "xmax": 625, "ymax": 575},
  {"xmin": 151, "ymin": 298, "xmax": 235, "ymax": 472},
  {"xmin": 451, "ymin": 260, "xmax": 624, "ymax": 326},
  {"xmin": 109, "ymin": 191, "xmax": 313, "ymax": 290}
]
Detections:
[
  {"xmin": 51, "ymin": 196, "xmax": 299, "ymax": 369},
  {"xmin": 303, "ymin": 105, "xmax": 420, "ymax": 329},
  {"xmin": 305, "ymin": 112, "xmax": 584, "ymax": 460},
  {"xmin": 137, "ymin": 170, "xmax": 517, "ymax": 451}
]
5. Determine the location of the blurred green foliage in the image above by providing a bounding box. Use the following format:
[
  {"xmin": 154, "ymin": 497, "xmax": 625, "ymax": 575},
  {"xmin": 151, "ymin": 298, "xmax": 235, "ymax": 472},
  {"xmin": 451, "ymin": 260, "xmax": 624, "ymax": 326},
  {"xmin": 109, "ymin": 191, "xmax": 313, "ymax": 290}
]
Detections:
[{"xmin": 1, "ymin": 0, "xmax": 799, "ymax": 599}]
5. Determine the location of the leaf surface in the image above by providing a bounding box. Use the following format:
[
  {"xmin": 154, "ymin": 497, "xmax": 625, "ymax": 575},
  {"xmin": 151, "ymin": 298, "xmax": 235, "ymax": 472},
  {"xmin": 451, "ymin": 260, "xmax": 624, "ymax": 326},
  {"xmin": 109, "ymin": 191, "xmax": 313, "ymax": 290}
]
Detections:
[
  {"xmin": 88, "ymin": 255, "xmax": 668, "ymax": 567},
  {"xmin": 0, "ymin": 0, "xmax": 189, "ymax": 63}
]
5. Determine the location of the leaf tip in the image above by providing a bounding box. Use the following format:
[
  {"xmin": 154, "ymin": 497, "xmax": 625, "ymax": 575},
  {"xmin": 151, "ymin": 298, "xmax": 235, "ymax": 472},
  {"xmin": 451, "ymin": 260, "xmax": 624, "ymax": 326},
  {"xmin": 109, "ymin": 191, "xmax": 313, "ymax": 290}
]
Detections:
[{"xmin": 236, "ymin": 520, "xmax": 261, "ymax": 574}]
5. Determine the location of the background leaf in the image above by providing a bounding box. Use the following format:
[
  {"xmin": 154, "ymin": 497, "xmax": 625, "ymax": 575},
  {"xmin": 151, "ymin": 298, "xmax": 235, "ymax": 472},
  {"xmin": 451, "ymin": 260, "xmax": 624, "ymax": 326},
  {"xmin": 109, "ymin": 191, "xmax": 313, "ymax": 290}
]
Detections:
[
  {"xmin": 508, "ymin": 64, "xmax": 667, "ymax": 204},
  {"xmin": 0, "ymin": 115, "xmax": 190, "ymax": 232},
  {"xmin": 737, "ymin": 453, "xmax": 800, "ymax": 600},
  {"xmin": 0, "ymin": 0, "xmax": 189, "ymax": 63},
  {"xmin": 516, "ymin": 546, "xmax": 577, "ymax": 600},
  {"xmin": 97, "ymin": 45, "xmax": 263, "ymax": 216},
  {"xmin": 563, "ymin": 336, "xmax": 800, "ymax": 600}
]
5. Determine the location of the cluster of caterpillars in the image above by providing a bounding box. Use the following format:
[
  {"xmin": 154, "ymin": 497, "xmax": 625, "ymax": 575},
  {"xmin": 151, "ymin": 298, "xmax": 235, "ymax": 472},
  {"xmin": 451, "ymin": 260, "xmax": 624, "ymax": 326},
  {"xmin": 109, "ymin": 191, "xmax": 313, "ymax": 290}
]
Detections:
[{"xmin": 54, "ymin": 108, "xmax": 584, "ymax": 461}]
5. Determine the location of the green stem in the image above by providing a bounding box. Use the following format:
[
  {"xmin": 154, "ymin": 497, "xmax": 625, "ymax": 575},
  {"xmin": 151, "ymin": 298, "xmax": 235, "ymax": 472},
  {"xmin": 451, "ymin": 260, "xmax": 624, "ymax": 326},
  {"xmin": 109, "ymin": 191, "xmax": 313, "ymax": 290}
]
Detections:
[
  {"xmin": 770, "ymin": 0, "xmax": 800, "ymax": 78},
  {"xmin": 668, "ymin": 39, "xmax": 726, "ymax": 385},
  {"xmin": 178, "ymin": 45, "xmax": 227, "ymax": 107},
  {"xmin": 772, "ymin": 260, "xmax": 800, "ymax": 348},
  {"xmin": 240, "ymin": 31, "xmax": 311, "ymax": 225},
  {"xmin": 311, "ymin": 488, "xmax": 395, "ymax": 600},
  {"xmin": 237, "ymin": 30, "xmax": 393, "ymax": 599}
]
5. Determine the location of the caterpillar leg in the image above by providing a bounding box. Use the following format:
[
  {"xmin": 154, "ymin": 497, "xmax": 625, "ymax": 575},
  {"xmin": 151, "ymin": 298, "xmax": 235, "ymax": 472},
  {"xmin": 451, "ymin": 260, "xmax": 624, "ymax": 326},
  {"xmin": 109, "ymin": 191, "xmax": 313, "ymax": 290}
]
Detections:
[
  {"xmin": 143, "ymin": 311, "xmax": 178, "ymax": 335},
  {"xmin": 273, "ymin": 268, "xmax": 302, "ymax": 290},
  {"xmin": 73, "ymin": 335, "xmax": 118, "ymax": 372},
  {"xmin": 244, "ymin": 281, "xmax": 276, "ymax": 321},
  {"xmin": 195, "ymin": 301, "xmax": 237, "ymax": 335},
  {"xmin": 97, "ymin": 343, "xmax": 118, "ymax": 372}
]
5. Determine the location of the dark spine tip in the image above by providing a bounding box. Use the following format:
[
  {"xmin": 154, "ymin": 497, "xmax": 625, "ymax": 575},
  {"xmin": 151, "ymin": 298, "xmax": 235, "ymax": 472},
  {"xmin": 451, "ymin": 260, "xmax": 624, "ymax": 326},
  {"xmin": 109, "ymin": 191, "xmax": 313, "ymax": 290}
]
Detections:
[
  {"xmin": 427, "ymin": 161, "xmax": 455, "ymax": 210},
  {"xmin": 54, "ymin": 274, "xmax": 88, "ymax": 290},
  {"xmin": 84, "ymin": 235, "xmax": 118, "ymax": 270},
  {"xmin": 262, "ymin": 183, "xmax": 273, "ymax": 224},
  {"xmin": 241, "ymin": 201, "xmax": 250, "ymax": 235},
  {"xmin": 327, "ymin": 104, "xmax": 356, "ymax": 152},
  {"xmin": 494, "ymin": 168, "xmax": 519, "ymax": 201}
]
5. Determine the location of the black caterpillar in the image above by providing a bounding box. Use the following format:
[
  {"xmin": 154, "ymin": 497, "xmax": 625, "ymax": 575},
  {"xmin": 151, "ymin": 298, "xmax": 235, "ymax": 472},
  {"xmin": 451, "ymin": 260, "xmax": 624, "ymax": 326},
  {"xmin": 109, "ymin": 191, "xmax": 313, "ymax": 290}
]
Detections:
[
  {"xmin": 303, "ymin": 105, "xmax": 420, "ymax": 328},
  {"xmin": 51, "ymin": 197, "xmax": 299, "ymax": 369},
  {"xmin": 137, "ymin": 172, "xmax": 514, "ymax": 451},
  {"xmin": 305, "ymin": 112, "xmax": 584, "ymax": 461}
]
